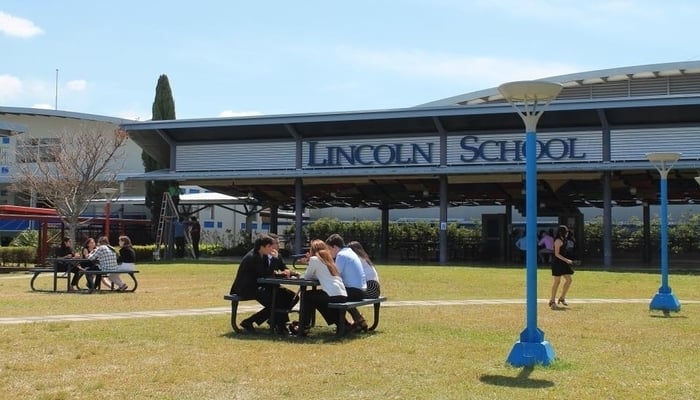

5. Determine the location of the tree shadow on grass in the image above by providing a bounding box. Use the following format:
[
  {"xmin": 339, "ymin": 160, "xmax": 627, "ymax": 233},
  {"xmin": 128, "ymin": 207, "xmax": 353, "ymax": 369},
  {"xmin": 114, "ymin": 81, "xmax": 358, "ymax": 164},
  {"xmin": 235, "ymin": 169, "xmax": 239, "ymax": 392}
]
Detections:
[{"xmin": 479, "ymin": 366, "xmax": 555, "ymax": 389}]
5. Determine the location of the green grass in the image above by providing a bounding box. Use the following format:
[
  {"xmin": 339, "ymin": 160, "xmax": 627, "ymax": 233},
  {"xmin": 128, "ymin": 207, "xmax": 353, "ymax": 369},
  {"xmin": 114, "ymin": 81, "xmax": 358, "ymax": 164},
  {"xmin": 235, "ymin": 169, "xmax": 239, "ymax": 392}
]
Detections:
[{"xmin": 0, "ymin": 263, "xmax": 698, "ymax": 399}]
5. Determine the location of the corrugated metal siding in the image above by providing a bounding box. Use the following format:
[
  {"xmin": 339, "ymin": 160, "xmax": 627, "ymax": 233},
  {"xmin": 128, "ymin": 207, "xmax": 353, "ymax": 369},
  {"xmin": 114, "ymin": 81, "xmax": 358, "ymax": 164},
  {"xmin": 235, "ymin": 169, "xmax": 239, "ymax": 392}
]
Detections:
[
  {"xmin": 557, "ymin": 86, "xmax": 591, "ymax": 100},
  {"xmin": 592, "ymin": 81, "xmax": 629, "ymax": 98},
  {"xmin": 176, "ymin": 142, "xmax": 296, "ymax": 171},
  {"xmin": 669, "ymin": 74, "xmax": 700, "ymax": 94},
  {"xmin": 610, "ymin": 127, "xmax": 700, "ymax": 161},
  {"xmin": 554, "ymin": 74, "xmax": 700, "ymax": 101},
  {"xmin": 630, "ymin": 78, "xmax": 668, "ymax": 97}
]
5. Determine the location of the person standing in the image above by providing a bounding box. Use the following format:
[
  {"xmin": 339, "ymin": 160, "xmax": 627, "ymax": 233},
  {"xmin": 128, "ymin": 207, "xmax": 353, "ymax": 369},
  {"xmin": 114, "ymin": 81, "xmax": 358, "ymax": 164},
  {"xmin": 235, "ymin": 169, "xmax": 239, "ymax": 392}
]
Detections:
[
  {"xmin": 230, "ymin": 234, "xmax": 297, "ymax": 335},
  {"xmin": 538, "ymin": 230, "xmax": 554, "ymax": 264},
  {"xmin": 173, "ymin": 217, "xmax": 186, "ymax": 258},
  {"xmin": 326, "ymin": 233, "xmax": 368, "ymax": 331},
  {"xmin": 168, "ymin": 181, "xmax": 180, "ymax": 211},
  {"xmin": 549, "ymin": 225, "xmax": 575, "ymax": 309},
  {"xmin": 189, "ymin": 216, "xmax": 201, "ymax": 259},
  {"xmin": 514, "ymin": 229, "xmax": 527, "ymax": 264}
]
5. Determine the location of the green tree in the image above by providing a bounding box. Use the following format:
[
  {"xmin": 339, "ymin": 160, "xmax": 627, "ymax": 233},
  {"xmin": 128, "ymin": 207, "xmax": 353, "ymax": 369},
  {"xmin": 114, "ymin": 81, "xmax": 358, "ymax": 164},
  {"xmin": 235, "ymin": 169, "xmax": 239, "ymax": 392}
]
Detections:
[{"xmin": 143, "ymin": 74, "xmax": 177, "ymax": 234}]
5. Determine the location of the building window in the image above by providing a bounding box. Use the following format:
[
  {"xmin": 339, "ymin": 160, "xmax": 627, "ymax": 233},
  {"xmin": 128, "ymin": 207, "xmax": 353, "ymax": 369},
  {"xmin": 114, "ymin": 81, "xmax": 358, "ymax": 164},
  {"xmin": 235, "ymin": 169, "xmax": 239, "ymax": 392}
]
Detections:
[{"xmin": 16, "ymin": 138, "xmax": 61, "ymax": 163}]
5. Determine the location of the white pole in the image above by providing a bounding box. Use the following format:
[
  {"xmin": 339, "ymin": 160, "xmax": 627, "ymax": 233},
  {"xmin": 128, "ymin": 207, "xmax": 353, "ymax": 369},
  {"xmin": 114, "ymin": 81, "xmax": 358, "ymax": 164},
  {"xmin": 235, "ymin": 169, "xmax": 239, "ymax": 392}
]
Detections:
[{"xmin": 55, "ymin": 68, "xmax": 59, "ymax": 110}]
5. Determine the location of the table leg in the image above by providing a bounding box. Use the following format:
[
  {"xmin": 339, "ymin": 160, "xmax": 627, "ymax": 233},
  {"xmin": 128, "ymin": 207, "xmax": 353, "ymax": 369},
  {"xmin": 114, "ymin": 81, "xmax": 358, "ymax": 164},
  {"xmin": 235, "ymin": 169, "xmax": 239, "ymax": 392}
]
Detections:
[
  {"xmin": 52, "ymin": 264, "xmax": 58, "ymax": 292},
  {"xmin": 268, "ymin": 285, "xmax": 278, "ymax": 333},
  {"xmin": 298, "ymin": 285, "xmax": 306, "ymax": 330},
  {"xmin": 66, "ymin": 268, "xmax": 72, "ymax": 292}
]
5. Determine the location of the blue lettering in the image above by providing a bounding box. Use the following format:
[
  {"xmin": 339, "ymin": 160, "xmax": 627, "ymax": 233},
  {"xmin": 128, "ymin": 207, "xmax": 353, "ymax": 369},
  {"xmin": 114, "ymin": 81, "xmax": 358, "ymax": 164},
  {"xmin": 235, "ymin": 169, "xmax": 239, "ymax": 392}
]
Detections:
[
  {"xmin": 354, "ymin": 144, "xmax": 374, "ymax": 165},
  {"xmin": 374, "ymin": 144, "xmax": 395, "ymax": 165},
  {"xmin": 460, "ymin": 136, "xmax": 479, "ymax": 162},
  {"xmin": 412, "ymin": 143, "xmax": 433, "ymax": 164},
  {"xmin": 335, "ymin": 146, "xmax": 355, "ymax": 165},
  {"xmin": 500, "ymin": 140, "xmax": 523, "ymax": 161},
  {"xmin": 307, "ymin": 141, "xmax": 327, "ymax": 166},
  {"xmin": 568, "ymin": 138, "xmax": 586, "ymax": 159}
]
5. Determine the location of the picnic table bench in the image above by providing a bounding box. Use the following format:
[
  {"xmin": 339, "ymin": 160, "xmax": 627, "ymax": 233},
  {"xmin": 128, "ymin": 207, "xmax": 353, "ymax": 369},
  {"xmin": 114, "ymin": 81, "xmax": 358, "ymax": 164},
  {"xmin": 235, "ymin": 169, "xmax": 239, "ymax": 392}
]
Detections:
[
  {"xmin": 223, "ymin": 294, "xmax": 250, "ymax": 333},
  {"xmin": 80, "ymin": 269, "xmax": 140, "ymax": 292},
  {"xmin": 328, "ymin": 296, "xmax": 387, "ymax": 336},
  {"xmin": 224, "ymin": 293, "xmax": 387, "ymax": 337},
  {"xmin": 29, "ymin": 265, "xmax": 139, "ymax": 293}
]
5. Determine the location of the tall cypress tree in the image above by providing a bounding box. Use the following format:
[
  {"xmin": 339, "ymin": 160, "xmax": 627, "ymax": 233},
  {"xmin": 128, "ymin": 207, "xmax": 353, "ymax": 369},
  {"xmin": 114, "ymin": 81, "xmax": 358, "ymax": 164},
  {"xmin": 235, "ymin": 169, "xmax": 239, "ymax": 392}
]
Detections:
[{"xmin": 143, "ymin": 74, "xmax": 176, "ymax": 235}]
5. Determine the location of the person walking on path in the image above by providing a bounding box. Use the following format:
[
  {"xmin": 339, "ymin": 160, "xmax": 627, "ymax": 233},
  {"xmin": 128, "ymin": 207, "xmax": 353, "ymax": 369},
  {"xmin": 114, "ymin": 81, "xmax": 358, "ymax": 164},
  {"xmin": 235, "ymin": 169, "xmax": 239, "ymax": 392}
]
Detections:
[{"xmin": 549, "ymin": 225, "xmax": 575, "ymax": 309}]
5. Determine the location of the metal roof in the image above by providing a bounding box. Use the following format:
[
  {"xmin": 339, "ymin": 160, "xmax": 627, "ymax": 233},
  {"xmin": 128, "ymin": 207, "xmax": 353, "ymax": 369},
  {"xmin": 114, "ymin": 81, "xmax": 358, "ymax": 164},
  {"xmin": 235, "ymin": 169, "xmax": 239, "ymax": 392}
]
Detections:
[
  {"xmin": 0, "ymin": 106, "xmax": 133, "ymax": 125},
  {"xmin": 418, "ymin": 60, "xmax": 700, "ymax": 107},
  {"xmin": 0, "ymin": 119, "xmax": 26, "ymax": 136},
  {"xmin": 121, "ymin": 61, "xmax": 700, "ymax": 212}
]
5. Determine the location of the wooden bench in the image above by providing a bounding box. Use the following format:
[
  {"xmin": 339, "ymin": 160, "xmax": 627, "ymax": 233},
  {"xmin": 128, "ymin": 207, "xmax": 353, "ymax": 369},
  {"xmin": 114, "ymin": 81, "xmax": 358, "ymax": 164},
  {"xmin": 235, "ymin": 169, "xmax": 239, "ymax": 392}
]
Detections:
[
  {"xmin": 80, "ymin": 270, "xmax": 140, "ymax": 292},
  {"xmin": 328, "ymin": 296, "xmax": 387, "ymax": 336}
]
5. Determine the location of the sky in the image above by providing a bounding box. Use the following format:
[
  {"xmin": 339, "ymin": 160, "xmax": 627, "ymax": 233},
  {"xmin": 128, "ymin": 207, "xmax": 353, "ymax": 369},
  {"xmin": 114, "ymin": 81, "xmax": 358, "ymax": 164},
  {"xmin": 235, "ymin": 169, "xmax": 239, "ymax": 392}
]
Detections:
[{"xmin": 2, "ymin": 0, "xmax": 700, "ymax": 121}]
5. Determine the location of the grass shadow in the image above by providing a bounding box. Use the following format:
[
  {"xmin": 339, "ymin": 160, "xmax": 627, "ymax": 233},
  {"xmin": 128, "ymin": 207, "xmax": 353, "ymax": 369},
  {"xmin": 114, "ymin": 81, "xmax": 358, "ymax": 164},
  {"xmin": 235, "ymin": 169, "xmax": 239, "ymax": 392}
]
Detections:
[
  {"xmin": 649, "ymin": 313, "xmax": 688, "ymax": 319},
  {"xmin": 479, "ymin": 366, "xmax": 555, "ymax": 389},
  {"xmin": 220, "ymin": 328, "xmax": 375, "ymax": 343}
]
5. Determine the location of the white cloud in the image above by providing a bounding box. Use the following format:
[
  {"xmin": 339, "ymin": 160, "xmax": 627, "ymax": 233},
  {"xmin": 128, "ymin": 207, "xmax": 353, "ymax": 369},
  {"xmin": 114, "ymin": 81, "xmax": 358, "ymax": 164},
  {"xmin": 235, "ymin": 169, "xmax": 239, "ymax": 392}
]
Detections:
[
  {"xmin": 0, "ymin": 11, "xmax": 43, "ymax": 38},
  {"xmin": 218, "ymin": 110, "xmax": 264, "ymax": 118},
  {"xmin": 337, "ymin": 47, "xmax": 579, "ymax": 86},
  {"xmin": 65, "ymin": 80, "xmax": 87, "ymax": 91},
  {"xmin": 0, "ymin": 74, "xmax": 22, "ymax": 102}
]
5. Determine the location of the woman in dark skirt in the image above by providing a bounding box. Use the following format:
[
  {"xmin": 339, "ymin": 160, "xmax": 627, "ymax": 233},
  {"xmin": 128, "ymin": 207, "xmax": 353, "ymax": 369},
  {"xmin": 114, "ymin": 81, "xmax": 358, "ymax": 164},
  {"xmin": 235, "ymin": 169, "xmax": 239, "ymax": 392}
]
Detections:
[{"xmin": 549, "ymin": 225, "xmax": 575, "ymax": 309}]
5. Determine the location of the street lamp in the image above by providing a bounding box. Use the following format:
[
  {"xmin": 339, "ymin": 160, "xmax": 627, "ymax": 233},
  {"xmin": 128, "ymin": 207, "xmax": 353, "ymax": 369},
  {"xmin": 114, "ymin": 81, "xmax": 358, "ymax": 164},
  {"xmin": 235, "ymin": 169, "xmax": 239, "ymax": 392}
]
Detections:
[
  {"xmin": 647, "ymin": 152, "xmax": 682, "ymax": 316},
  {"xmin": 498, "ymin": 80, "xmax": 563, "ymax": 367},
  {"xmin": 99, "ymin": 188, "xmax": 118, "ymax": 244}
]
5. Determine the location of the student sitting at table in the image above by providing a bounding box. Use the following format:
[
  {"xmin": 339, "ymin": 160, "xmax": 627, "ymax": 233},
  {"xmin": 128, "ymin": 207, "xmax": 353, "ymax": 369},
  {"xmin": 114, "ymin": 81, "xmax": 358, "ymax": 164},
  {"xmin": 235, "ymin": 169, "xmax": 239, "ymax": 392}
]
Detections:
[
  {"xmin": 293, "ymin": 239, "xmax": 348, "ymax": 337},
  {"xmin": 87, "ymin": 236, "xmax": 127, "ymax": 293},
  {"xmin": 56, "ymin": 237, "xmax": 81, "ymax": 290},
  {"xmin": 230, "ymin": 234, "xmax": 298, "ymax": 335},
  {"xmin": 348, "ymin": 241, "xmax": 381, "ymax": 299},
  {"xmin": 78, "ymin": 237, "xmax": 103, "ymax": 290},
  {"xmin": 326, "ymin": 233, "xmax": 369, "ymax": 332}
]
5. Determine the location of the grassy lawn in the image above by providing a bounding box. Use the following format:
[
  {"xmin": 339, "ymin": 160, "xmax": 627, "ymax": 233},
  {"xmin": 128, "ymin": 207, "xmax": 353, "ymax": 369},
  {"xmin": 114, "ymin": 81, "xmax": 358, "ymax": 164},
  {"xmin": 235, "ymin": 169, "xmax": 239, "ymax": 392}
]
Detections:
[{"xmin": 0, "ymin": 262, "xmax": 698, "ymax": 400}]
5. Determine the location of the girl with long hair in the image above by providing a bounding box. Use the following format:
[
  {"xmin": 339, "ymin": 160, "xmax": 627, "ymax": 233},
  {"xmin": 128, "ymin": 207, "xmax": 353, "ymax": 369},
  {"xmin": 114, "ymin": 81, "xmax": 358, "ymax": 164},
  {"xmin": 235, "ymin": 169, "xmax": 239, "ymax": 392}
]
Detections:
[
  {"xmin": 549, "ymin": 225, "xmax": 575, "ymax": 308},
  {"xmin": 348, "ymin": 241, "xmax": 381, "ymax": 298},
  {"xmin": 294, "ymin": 239, "xmax": 348, "ymax": 336}
]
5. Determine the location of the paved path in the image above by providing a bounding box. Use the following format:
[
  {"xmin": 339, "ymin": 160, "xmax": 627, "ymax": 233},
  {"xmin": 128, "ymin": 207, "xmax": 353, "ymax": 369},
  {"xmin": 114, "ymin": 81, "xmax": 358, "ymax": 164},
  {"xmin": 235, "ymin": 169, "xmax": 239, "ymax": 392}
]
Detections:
[{"xmin": 1, "ymin": 298, "xmax": 698, "ymax": 325}]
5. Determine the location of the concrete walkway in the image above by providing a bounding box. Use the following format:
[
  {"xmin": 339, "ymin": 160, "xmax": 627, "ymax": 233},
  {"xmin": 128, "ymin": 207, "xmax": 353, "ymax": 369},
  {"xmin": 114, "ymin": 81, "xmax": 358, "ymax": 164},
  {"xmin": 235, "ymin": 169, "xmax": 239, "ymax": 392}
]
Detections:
[{"xmin": 2, "ymin": 298, "xmax": 698, "ymax": 325}]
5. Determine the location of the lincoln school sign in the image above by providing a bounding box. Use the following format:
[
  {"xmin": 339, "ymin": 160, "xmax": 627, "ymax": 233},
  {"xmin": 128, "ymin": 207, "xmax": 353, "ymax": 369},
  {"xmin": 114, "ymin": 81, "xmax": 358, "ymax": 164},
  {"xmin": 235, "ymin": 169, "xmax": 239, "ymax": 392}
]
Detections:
[{"xmin": 306, "ymin": 135, "xmax": 587, "ymax": 167}]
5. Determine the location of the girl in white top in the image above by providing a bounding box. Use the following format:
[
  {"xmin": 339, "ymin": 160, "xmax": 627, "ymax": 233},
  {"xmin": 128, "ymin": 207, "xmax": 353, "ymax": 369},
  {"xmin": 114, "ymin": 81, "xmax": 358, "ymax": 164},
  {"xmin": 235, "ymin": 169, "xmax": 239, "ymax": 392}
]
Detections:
[
  {"xmin": 295, "ymin": 240, "xmax": 347, "ymax": 336},
  {"xmin": 348, "ymin": 241, "xmax": 381, "ymax": 298}
]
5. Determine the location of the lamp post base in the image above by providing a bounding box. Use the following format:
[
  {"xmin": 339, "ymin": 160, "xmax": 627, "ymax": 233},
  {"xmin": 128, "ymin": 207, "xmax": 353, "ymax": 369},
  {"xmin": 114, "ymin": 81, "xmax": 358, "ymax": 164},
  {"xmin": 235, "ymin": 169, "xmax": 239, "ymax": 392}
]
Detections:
[
  {"xmin": 507, "ymin": 330, "xmax": 555, "ymax": 367},
  {"xmin": 649, "ymin": 291, "xmax": 681, "ymax": 316}
]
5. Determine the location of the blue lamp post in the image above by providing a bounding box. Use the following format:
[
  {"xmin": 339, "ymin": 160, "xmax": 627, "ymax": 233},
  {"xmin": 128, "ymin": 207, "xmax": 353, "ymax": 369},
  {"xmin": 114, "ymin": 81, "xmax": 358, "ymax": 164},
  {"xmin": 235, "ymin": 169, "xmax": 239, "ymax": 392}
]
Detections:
[
  {"xmin": 646, "ymin": 152, "xmax": 682, "ymax": 316},
  {"xmin": 498, "ymin": 80, "xmax": 562, "ymax": 367}
]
